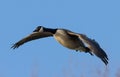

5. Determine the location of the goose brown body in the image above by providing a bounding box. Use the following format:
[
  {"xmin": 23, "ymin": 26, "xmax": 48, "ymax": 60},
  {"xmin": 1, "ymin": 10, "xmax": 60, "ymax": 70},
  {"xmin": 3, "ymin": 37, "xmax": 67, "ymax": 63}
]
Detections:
[{"xmin": 54, "ymin": 29, "xmax": 86, "ymax": 51}]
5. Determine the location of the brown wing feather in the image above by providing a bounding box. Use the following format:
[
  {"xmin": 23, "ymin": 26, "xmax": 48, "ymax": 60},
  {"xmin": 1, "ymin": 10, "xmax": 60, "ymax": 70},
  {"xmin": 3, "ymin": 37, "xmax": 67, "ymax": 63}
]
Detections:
[
  {"xmin": 66, "ymin": 30, "xmax": 86, "ymax": 47},
  {"xmin": 78, "ymin": 34, "xmax": 108, "ymax": 65},
  {"xmin": 66, "ymin": 30, "xmax": 93, "ymax": 55},
  {"xmin": 11, "ymin": 32, "xmax": 53, "ymax": 49}
]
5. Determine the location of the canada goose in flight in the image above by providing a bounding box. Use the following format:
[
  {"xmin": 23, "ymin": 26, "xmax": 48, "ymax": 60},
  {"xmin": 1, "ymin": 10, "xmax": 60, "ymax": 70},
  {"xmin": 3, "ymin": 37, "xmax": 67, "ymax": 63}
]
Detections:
[{"xmin": 11, "ymin": 26, "xmax": 108, "ymax": 65}]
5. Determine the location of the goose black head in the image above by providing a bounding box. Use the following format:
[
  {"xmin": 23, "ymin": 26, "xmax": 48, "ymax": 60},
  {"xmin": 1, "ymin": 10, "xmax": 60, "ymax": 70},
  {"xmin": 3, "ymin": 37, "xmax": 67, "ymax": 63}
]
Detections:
[
  {"xmin": 33, "ymin": 26, "xmax": 44, "ymax": 32},
  {"xmin": 33, "ymin": 26, "xmax": 57, "ymax": 34}
]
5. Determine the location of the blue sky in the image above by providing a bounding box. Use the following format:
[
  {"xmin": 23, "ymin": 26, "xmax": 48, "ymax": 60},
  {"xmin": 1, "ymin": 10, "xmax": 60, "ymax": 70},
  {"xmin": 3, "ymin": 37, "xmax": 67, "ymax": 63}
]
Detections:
[{"xmin": 0, "ymin": 0, "xmax": 120, "ymax": 77}]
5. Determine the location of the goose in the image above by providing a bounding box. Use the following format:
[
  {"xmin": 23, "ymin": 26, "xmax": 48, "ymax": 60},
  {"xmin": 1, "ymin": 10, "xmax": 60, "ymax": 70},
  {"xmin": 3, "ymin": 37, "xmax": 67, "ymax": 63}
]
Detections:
[{"xmin": 11, "ymin": 26, "xmax": 108, "ymax": 65}]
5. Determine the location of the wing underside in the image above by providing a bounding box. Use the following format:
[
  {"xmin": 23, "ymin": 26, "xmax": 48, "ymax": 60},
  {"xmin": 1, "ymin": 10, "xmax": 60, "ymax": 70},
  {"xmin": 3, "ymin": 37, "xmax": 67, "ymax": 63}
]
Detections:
[
  {"xmin": 78, "ymin": 34, "xmax": 108, "ymax": 65},
  {"xmin": 11, "ymin": 32, "xmax": 53, "ymax": 49}
]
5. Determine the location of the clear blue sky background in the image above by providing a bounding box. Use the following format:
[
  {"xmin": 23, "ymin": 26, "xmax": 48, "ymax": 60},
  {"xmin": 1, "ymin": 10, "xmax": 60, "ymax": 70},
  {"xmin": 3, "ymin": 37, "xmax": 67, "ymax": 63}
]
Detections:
[{"xmin": 0, "ymin": 0, "xmax": 120, "ymax": 77}]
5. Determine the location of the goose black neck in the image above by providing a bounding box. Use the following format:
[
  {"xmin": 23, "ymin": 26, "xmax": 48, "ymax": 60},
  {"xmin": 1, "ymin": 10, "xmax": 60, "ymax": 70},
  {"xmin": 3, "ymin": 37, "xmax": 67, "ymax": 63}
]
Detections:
[{"xmin": 44, "ymin": 28, "xmax": 57, "ymax": 34}]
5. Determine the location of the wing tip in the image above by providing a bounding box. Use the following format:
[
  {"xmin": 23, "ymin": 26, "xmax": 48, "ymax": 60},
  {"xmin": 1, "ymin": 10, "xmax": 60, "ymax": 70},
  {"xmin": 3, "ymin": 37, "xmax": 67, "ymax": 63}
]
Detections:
[
  {"xmin": 11, "ymin": 43, "xmax": 20, "ymax": 49},
  {"xmin": 101, "ymin": 57, "xmax": 109, "ymax": 65}
]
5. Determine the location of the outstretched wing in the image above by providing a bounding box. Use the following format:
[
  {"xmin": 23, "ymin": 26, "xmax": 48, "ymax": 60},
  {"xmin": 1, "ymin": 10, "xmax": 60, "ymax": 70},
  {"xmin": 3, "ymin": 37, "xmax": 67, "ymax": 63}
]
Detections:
[
  {"xmin": 78, "ymin": 34, "xmax": 108, "ymax": 65},
  {"xmin": 11, "ymin": 32, "xmax": 53, "ymax": 49}
]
